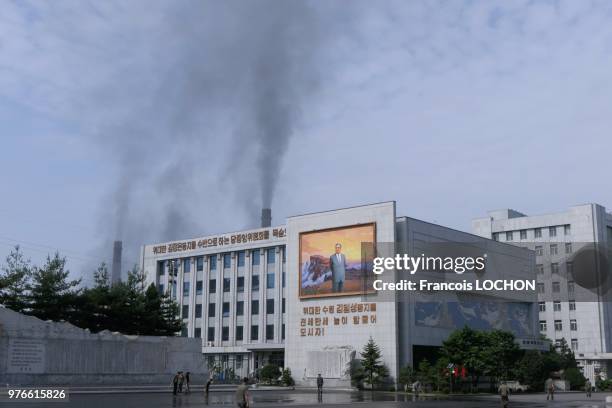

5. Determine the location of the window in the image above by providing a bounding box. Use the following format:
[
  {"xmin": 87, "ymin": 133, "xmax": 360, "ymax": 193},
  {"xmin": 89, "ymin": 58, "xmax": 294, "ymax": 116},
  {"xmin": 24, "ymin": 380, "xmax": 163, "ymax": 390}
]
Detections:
[
  {"xmin": 251, "ymin": 250, "xmax": 260, "ymax": 266},
  {"xmin": 158, "ymin": 261, "xmax": 165, "ymax": 276},
  {"xmin": 570, "ymin": 319, "xmax": 577, "ymax": 331},
  {"xmin": 554, "ymin": 320, "xmax": 562, "ymax": 331},
  {"xmin": 222, "ymin": 326, "xmax": 229, "ymax": 341},
  {"xmin": 550, "ymin": 244, "xmax": 558, "ymax": 255},
  {"xmin": 251, "ymin": 300, "xmax": 259, "ymax": 315},
  {"xmin": 194, "ymin": 328, "xmax": 201, "ymax": 338},
  {"xmin": 566, "ymin": 262, "xmax": 573, "ymax": 276},
  {"xmin": 182, "ymin": 305, "xmax": 189, "ymax": 319},
  {"xmin": 549, "ymin": 226, "xmax": 557, "ymax": 237},
  {"xmin": 569, "ymin": 300, "xmax": 576, "ymax": 311},
  {"xmin": 183, "ymin": 282, "xmax": 190, "ymax": 296},
  {"xmin": 565, "ymin": 243, "xmax": 572, "ymax": 254},
  {"xmin": 551, "ymin": 263, "xmax": 559, "ymax": 275},
  {"xmin": 571, "ymin": 338, "xmax": 578, "ymax": 351},
  {"xmin": 195, "ymin": 304, "xmax": 202, "ymax": 318},
  {"xmin": 555, "ymin": 339, "xmax": 562, "ymax": 348},
  {"xmin": 209, "ymin": 279, "xmax": 216, "ymax": 293},
  {"xmin": 223, "ymin": 253, "xmax": 231, "ymax": 269},
  {"xmin": 223, "ymin": 302, "xmax": 230, "ymax": 318},
  {"xmin": 493, "ymin": 233, "xmax": 499, "ymax": 241},
  {"xmin": 236, "ymin": 326, "xmax": 243, "ymax": 341},
  {"xmin": 266, "ymin": 324, "xmax": 274, "ymax": 340},
  {"xmin": 236, "ymin": 354, "xmax": 243, "ymax": 368},
  {"xmin": 208, "ymin": 303, "xmax": 216, "ymax": 317},
  {"xmin": 564, "ymin": 225, "xmax": 571, "ymax": 235},
  {"xmin": 267, "ymin": 273, "xmax": 275, "ymax": 289},
  {"xmin": 197, "ymin": 256, "xmax": 204, "ymax": 271},
  {"xmin": 158, "ymin": 284, "xmax": 165, "ymax": 295},
  {"xmin": 209, "ymin": 256, "xmax": 217, "ymax": 270},
  {"xmin": 207, "ymin": 327, "xmax": 215, "ymax": 342},
  {"xmin": 568, "ymin": 281, "xmax": 575, "ymax": 293},
  {"xmin": 251, "ymin": 325, "xmax": 259, "ymax": 340},
  {"xmin": 236, "ymin": 301, "xmax": 244, "ymax": 316},
  {"xmin": 535, "ymin": 246, "xmax": 543, "ymax": 256},
  {"xmin": 553, "ymin": 301, "xmax": 561, "ymax": 312},
  {"xmin": 170, "ymin": 260, "xmax": 179, "ymax": 276},
  {"xmin": 237, "ymin": 251, "xmax": 245, "ymax": 267},
  {"xmin": 535, "ymin": 228, "xmax": 542, "ymax": 238},
  {"xmin": 520, "ymin": 230, "xmax": 527, "ymax": 240},
  {"xmin": 196, "ymin": 280, "xmax": 203, "ymax": 295},
  {"xmin": 237, "ymin": 277, "xmax": 245, "ymax": 292},
  {"xmin": 539, "ymin": 302, "xmax": 546, "ymax": 312},
  {"xmin": 282, "ymin": 272, "xmax": 286, "ymax": 288},
  {"xmin": 537, "ymin": 283, "xmax": 545, "ymax": 294},
  {"xmin": 282, "ymin": 247, "xmax": 286, "ymax": 263},
  {"xmin": 540, "ymin": 321, "xmax": 547, "ymax": 331},
  {"xmin": 506, "ymin": 231, "xmax": 513, "ymax": 241},
  {"xmin": 266, "ymin": 299, "xmax": 274, "ymax": 314},
  {"xmin": 282, "ymin": 324, "xmax": 285, "ymax": 340},
  {"xmin": 267, "ymin": 249, "xmax": 276, "ymax": 264},
  {"xmin": 223, "ymin": 278, "xmax": 231, "ymax": 292},
  {"xmin": 181, "ymin": 327, "xmax": 188, "ymax": 337},
  {"xmin": 251, "ymin": 275, "xmax": 260, "ymax": 291},
  {"xmin": 184, "ymin": 258, "xmax": 191, "ymax": 273},
  {"xmin": 282, "ymin": 298, "xmax": 286, "ymax": 313},
  {"xmin": 536, "ymin": 264, "xmax": 544, "ymax": 275},
  {"xmin": 552, "ymin": 282, "xmax": 560, "ymax": 293}
]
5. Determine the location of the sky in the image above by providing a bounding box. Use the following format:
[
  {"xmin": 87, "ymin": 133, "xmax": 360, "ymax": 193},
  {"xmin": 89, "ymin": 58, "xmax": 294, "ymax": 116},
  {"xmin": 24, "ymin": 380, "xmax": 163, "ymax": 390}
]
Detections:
[{"xmin": 1, "ymin": 0, "xmax": 612, "ymax": 285}]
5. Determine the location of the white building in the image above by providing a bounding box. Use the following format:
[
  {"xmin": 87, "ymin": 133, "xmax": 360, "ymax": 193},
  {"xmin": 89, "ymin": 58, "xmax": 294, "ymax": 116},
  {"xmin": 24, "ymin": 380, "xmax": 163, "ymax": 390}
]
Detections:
[
  {"xmin": 473, "ymin": 203, "xmax": 612, "ymax": 382},
  {"xmin": 141, "ymin": 202, "xmax": 541, "ymax": 387}
]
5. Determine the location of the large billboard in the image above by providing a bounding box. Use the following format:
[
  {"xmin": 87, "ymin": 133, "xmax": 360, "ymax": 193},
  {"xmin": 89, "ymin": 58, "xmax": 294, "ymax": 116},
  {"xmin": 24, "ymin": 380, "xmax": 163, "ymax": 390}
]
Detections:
[{"xmin": 299, "ymin": 223, "xmax": 376, "ymax": 299}]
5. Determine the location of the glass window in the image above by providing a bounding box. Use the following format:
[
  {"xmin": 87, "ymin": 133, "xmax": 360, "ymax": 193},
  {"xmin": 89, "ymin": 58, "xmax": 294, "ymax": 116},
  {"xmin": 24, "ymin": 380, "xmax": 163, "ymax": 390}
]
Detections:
[
  {"xmin": 266, "ymin": 299, "xmax": 274, "ymax": 314},
  {"xmin": 207, "ymin": 327, "xmax": 215, "ymax": 342},
  {"xmin": 237, "ymin": 277, "xmax": 245, "ymax": 292},
  {"xmin": 549, "ymin": 226, "xmax": 557, "ymax": 237},
  {"xmin": 223, "ymin": 253, "xmax": 231, "ymax": 269},
  {"xmin": 158, "ymin": 261, "xmax": 165, "ymax": 276},
  {"xmin": 267, "ymin": 273, "xmax": 275, "ymax": 289},
  {"xmin": 209, "ymin": 256, "xmax": 217, "ymax": 270},
  {"xmin": 550, "ymin": 244, "xmax": 558, "ymax": 255},
  {"xmin": 223, "ymin": 278, "xmax": 231, "ymax": 292},
  {"xmin": 251, "ymin": 275, "xmax": 260, "ymax": 291},
  {"xmin": 196, "ymin": 280, "xmax": 203, "ymax": 295},
  {"xmin": 570, "ymin": 319, "xmax": 577, "ymax": 331},
  {"xmin": 209, "ymin": 279, "xmax": 216, "ymax": 293},
  {"xmin": 565, "ymin": 243, "xmax": 572, "ymax": 254},
  {"xmin": 569, "ymin": 300, "xmax": 576, "ymax": 311},
  {"xmin": 251, "ymin": 325, "xmax": 259, "ymax": 340},
  {"xmin": 568, "ymin": 281, "xmax": 575, "ymax": 293},
  {"xmin": 551, "ymin": 263, "xmax": 559, "ymax": 274},
  {"xmin": 564, "ymin": 225, "xmax": 571, "ymax": 235},
  {"xmin": 195, "ymin": 304, "xmax": 202, "ymax": 318},
  {"xmin": 537, "ymin": 283, "xmax": 545, "ymax": 294},
  {"xmin": 194, "ymin": 328, "xmax": 201, "ymax": 338},
  {"xmin": 539, "ymin": 302, "xmax": 546, "ymax": 312},
  {"xmin": 251, "ymin": 250, "xmax": 260, "ymax": 266},
  {"xmin": 552, "ymin": 282, "xmax": 560, "ymax": 293},
  {"xmin": 184, "ymin": 258, "xmax": 191, "ymax": 273},
  {"xmin": 554, "ymin": 320, "xmax": 562, "ymax": 331},
  {"xmin": 536, "ymin": 264, "xmax": 544, "ymax": 275},
  {"xmin": 282, "ymin": 272, "xmax": 286, "ymax": 288},
  {"xmin": 183, "ymin": 282, "xmax": 190, "ymax": 296},
  {"xmin": 553, "ymin": 301, "xmax": 561, "ymax": 312},
  {"xmin": 223, "ymin": 302, "xmax": 230, "ymax": 317},
  {"xmin": 535, "ymin": 228, "xmax": 542, "ymax": 238},
  {"xmin": 236, "ymin": 326, "xmax": 243, "ymax": 341},
  {"xmin": 170, "ymin": 260, "xmax": 179, "ymax": 276},
  {"xmin": 506, "ymin": 231, "xmax": 513, "ymax": 241},
  {"xmin": 236, "ymin": 301, "xmax": 244, "ymax": 316},
  {"xmin": 208, "ymin": 303, "xmax": 216, "ymax": 317},
  {"xmin": 238, "ymin": 251, "xmax": 245, "ymax": 267},
  {"xmin": 251, "ymin": 300, "xmax": 259, "ymax": 315},
  {"xmin": 222, "ymin": 326, "xmax": 229, "ymax": 341},
  {"xmin": 566, "ymin": 262, "xmax": 573, "ymax": 275},
  {"xmin": 158, "ymin": 284, "xmax": 165, "ymax": 295},
  {"xmin": 535, "ymin": 246, "xmax": 543, "ymax": 256},
  {"xmin": 181, "ymin": 327, "xmax": 188, "ymax": 337},
  {"xmin": 282, "ymin": 246, "xmax": 286, "ymax": 263},
  {"xmin": 266, "ymin": 324, "xmax": 274, "ymax": 340},
  {"xmin": 282, "ymin": 298, "xmax": 286, "ymax": 313},
  {"xmin": 196, "ymin": 256, "xmax": 204, "ymax": 271},
  {"xmin": 520, "ymin": 230, "xmax": 527, "ymax": 240},
  {"xmin": 282, "ymin": 324, "xmax": 285, "ymax": 340},
  {"xmin": 267, "ymin": 249, "xmax": 275, "ymax": 264},
  {"xmin": 571, "ymin": 338, "xmax": 578, "ymax": 351},
  {"xmin": 539, "ymin": 321, "xmax": 547, "ymax": 331},
  {"xmin": 182, "ymin": 305, "xmax": 189, "ymax": 318}
]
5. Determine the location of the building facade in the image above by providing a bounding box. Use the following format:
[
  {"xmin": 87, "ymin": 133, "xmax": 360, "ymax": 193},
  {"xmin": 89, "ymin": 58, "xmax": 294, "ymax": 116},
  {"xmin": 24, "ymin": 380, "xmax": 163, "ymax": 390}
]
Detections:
[{"xmin": 473, "ymin": 204, "xmax": 612, "ymax": 382}]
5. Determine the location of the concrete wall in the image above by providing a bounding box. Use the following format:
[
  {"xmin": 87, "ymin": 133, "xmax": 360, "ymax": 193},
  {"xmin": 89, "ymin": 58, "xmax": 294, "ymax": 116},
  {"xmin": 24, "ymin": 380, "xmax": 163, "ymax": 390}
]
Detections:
[{"xmin": 0, "ymin": 307, "xmax": 207, "ymax": 385}]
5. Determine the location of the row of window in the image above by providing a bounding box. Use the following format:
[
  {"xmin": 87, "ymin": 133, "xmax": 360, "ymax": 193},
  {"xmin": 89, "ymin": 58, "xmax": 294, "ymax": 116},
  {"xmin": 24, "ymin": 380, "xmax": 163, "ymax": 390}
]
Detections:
[
  {"xmin": 189, "ymin": 323, "xmax": 285, "ymax": 342},
  {"xmin": 181, "ymin": 299, "xmax": 286, "ymax": 318},
  {"xmin": 534, "ymin": 243, "xmax": 573, "ymax": 256},
  {"xmin": 539, "ymin": 319, "xmax": 578, "ymax": 332},
  {"xmin": 536, "ymin": 281, "xmax": 575, "ymax": 294},
  {"xmin": 160, "ymin": 272, "xmax": 287, "ymax": 297},
  {"xmin": 539, "ymin": 300, "xmax": 577, "ymax": 312},
  {"xmin": 536, "ymin": 261, "xmax": 573, "ymax": 275},
  {"xmin": 494, "ymin": 225, "xmax": 571, "ymax": 241},
  {"xmin": 553, "ymin": 338, "xmax": 579, "ymax": 351},
  {"xmin": 159, "ymin": 248, "xmax": 285, "ymax": 276}
]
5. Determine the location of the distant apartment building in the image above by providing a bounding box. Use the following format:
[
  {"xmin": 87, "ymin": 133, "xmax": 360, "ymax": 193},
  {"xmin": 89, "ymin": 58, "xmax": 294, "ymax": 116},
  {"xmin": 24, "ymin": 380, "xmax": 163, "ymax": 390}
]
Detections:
[{"xmin": 473, "ymin": 204, "xmax": 612, "ymax": 382}]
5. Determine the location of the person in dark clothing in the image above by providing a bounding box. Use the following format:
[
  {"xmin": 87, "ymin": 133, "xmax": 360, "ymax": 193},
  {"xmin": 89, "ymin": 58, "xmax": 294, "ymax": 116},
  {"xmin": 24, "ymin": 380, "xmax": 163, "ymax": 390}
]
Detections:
[
  {"xmin": 316, "ymin": 374, "xmax": 324, "ymax": 396},
  {"xmin": 172, "ymin": 372, "xmax": 180, "ymax": 395},
  {"xmin": 178, "ymin": 371, "xmax": 185, "ymax": 393},
  {"xmin": 185, "ymin": 372, "xmax": 191, "ymax": 393},
  {"xmin": 235, "ymin": 377, "xmax": 250, "ymax": 408},
  {"xmin": 205, "ymin": 378, "xmax": 213, "ymax": 396}
]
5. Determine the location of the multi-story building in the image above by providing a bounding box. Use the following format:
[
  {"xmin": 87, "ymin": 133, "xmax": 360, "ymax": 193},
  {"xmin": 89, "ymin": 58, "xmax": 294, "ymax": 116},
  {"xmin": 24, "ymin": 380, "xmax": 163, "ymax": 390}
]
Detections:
[
  {"xmin": 141, "ymin": 202, "xmax": 541, "ymax": 387},
  {"xmin": 473, "ymin": 204, "xmax": 612, "ymax": 382}
]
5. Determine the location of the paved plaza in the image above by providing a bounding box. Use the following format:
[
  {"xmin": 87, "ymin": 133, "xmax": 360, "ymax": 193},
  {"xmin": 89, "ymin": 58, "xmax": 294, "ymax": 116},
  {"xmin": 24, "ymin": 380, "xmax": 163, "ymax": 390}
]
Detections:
[{"xmin": 5, "ymin": 389, "xmax": 612, "ymax": 408}]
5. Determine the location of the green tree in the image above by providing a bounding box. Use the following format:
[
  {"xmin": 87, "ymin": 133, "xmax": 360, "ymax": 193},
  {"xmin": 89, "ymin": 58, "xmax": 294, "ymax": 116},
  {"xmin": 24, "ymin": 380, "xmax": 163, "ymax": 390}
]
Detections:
[
  {"xmin": 398, "ymin": 364, "xmax": 415, "ymax": 390},
  {"xmin": 481, "ymin": 330, "xmax": 521, "ymax": 382},
  {"xmin": 260, "ymin": 364, "xmax": 281, "ymax": 384},
  {"xmin": 517, "ymin": 350, "xmax": 547, "ymax": 390},
  {"xmin": 281, "ymin": 368, "xmax": 295, "ymax": 386},
  {"xmin": 0, "ymin": 246, "xmax": 32, "ymax": 312},
  {"xmin": 27, "ymin": 252, "xmax": 81, "ymax": 321},
  {"xmin": 563, "ymin": 367, "xmax": 586, "ymax": 390},
  {"xmin": 356, "ymin": 337, "xmax": 389, "ymax": 389},
  {"xmin": 441, "ymin": 327, "xmax": 487, "ymax": 391}
]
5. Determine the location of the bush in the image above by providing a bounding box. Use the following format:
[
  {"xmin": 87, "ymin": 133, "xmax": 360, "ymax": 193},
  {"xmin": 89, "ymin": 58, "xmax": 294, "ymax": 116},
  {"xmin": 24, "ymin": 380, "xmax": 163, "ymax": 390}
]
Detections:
[
  {"xmin": 281, "ymin": 368, "xmax": 295, "ymax": 386},
  {"xmin": 260, "ymin": 364, "xmax": 281, "ymax": 384},
  {"xmin": 564, "ymin": 367, "xmax": 586, "ymax": 390}
]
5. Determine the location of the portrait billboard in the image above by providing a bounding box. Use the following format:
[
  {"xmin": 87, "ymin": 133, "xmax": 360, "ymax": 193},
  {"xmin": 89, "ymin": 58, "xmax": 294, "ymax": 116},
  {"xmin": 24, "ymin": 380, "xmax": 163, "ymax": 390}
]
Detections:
[{"xmin": 299, "ymin": 223, "xmax": 376, "ymax": 299}]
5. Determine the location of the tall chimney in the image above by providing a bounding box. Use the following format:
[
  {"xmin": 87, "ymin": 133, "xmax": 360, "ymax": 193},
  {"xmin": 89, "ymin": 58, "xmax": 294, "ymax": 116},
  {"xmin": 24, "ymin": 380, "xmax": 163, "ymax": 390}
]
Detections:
[
  {"xmin": 111, "ymin": 240, "xmax": 122, "ymax": 284},
  {"xmin": 261, "ymin": 208, "xmax": 272, "ymax": 228}
]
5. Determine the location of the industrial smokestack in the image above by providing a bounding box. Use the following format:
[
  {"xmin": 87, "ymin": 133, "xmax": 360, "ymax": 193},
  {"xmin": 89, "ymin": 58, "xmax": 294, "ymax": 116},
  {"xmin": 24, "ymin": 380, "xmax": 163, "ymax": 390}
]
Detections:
[
  {"xmin": 111, "ymin": 240, "xmax": 123, "ymax": 284},
  {"xmin": 261, "ymin": 208, "xmax": 271, "ymax": 228}
]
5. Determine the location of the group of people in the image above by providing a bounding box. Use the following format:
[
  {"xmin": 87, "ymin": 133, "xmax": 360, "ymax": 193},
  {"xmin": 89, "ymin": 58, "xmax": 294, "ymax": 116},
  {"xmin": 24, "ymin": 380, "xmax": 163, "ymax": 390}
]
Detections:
[
  {"xmin": 171, "ymin": 371, "xmax": 191, "ymax": 395},
  {"xmin": 499, "ymin": 377, "xmax": 594, "ymax": 407}
]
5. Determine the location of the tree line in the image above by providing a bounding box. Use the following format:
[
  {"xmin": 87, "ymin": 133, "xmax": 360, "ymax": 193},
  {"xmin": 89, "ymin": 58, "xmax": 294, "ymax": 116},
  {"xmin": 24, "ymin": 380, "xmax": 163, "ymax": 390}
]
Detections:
[{"xmin": 0, "ymin": 246, "xmax": 183, "ymax": 336}]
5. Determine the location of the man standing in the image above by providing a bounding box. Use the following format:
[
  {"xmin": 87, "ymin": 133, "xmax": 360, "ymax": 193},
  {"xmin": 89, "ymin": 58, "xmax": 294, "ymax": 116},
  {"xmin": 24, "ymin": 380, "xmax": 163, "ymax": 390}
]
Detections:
[
  {"xmin": 206, "ymin": 377, "xmax": 213, "ymax": 396},
  {"xmin": 178, "ymin": 371, "xmax": 185, "ymax": 393},
  {"xmin": 329, "ymin": 243, "xmax": 347, "ymax": 293},
  {"xmin": 545, "ymin": 377, "xmax": 554, "ymax": 400},
  {"xmin": 172, "ymin": 371, "xmax": 180, "ymax": 395},
  {"xmin": 585, "ymin": 379, "xmax": 592, "ymax": 398},
  {"xmin": 498, "ymin": 381, "xmax": 509, "ymax": 407},
  {"xmin": 235, "ymin": 377, "xmax": 250, "ymax": 408},
  {"xmin": 185, "ymin": 371, "xmax": 191, "ymax": 393},
  {"xmin": 316, "ymin": 373, "xmax": 324, "ymax": 396}
]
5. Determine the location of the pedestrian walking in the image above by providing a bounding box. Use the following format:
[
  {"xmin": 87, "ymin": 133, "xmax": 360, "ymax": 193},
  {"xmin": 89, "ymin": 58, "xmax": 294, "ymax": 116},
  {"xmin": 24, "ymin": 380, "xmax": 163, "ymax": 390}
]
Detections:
[
  {"xmin": 316, "ymin": 373, "xmax": 324, "ymax": 396},
  {"xmin": 172, "ymin": 371, "xmax": 180, "ymax": 395},
  {"xmin": 205, "ymin": 378, "xmax": 213, "ymax": 396},
  {"xmin": 235, "ymin": 377, "xmax": 250, "ymax": 408},
  {"xmin": 585, "ymin": 379, "xmax": 592, "ymax": 398},
  {"xmin": 498, "ymin": 381, "xmax": 509, "ymax": 408},
  {"xmin": 412, "ymin": 380, "xmax": 421, "ymax": 399},
  {"xmin": 185, "ymin": 371, "xmax": 191, "ymax": 393},
  {"xmin": 545, "ymin": 377, "xmax": 554, "ymax": 400},
  {"xmin": 178, "ymin": 371, "xmax": 185, "ymax": 393}
]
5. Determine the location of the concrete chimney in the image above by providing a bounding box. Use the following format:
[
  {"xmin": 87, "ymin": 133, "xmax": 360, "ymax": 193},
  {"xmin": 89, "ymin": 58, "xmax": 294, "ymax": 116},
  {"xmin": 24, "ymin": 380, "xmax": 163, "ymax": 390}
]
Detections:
[
  {"xmin": 261, "ymin": 208, "xmax": 272, "ymax": 228},
  {"xmin": 111, "ymin": 240, "xmax": 122, "ymax": 284}
]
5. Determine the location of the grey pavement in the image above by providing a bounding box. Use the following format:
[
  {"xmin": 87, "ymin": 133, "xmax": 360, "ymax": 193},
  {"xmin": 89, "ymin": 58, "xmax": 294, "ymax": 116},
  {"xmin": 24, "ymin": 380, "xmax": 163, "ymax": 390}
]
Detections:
[{"xmin": 2, "ymin": 389, "xmax": 612, "ymax": 408}]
